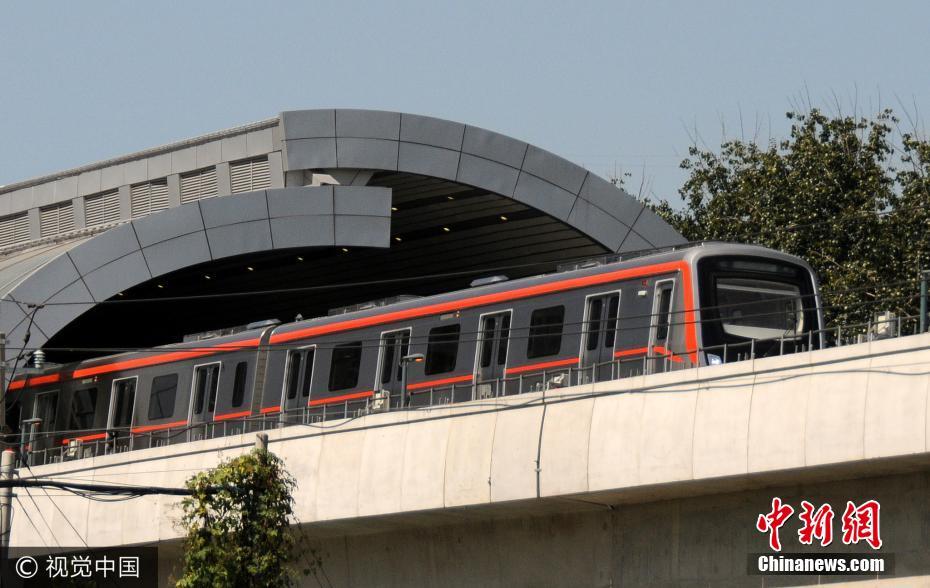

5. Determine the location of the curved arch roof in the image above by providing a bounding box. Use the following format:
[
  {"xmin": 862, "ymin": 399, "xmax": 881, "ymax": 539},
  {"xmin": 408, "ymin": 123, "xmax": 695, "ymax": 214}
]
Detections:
[
  {"xmin": 280, "ymin": 109, "xmax": 683, "ymax": 252},
  {"xmin": 0, "ymin": 109, "xmax": 684, "ymax": 365}
]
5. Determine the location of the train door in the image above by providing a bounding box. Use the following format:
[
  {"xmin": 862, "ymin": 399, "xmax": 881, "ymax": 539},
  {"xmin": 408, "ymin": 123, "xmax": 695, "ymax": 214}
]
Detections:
[
  {"xmin": 580, "ymin": 292, "xmax": 621, "ymax": 383},
  {"xmin": 30, "ymin": 390, "xmax": 59, "ymax": 451},
  {"xmin": 107, "ymin": 377, "xmax": 137, "ymax": 449},
  {"xmin": 649, "ymin": 279, "xmax": 676, "ymax": 374},
  {"xmin": 282, "ymin": 346, "xmax": 315, "ymax": 421},
  {"xmin": 474, "ymin": 311, "xmax": 511, "ymax": 398},
  {"xmin": 376, "ymin": 329, "xmax": 410, "ymax": 409},
  {"xmin": 189, "ymin": 363, "xmax": 220, "ymax": 440}
]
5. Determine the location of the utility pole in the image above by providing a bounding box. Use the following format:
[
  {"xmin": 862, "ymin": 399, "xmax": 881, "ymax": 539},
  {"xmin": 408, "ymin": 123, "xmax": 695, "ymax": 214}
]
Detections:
[
  {"xmin": 255, "ymin": 432, "xmax": 268, "ymax": 452},
  {"xmin": 1, "ymin": 448, "xmax": 15, "ymax": 559}
]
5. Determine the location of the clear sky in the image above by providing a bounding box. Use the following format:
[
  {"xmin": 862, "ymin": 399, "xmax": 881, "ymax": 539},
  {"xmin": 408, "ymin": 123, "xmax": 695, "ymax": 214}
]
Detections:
[{"xmin": 2, "ymin": 1, "xmax": 928, "ymax": 203}]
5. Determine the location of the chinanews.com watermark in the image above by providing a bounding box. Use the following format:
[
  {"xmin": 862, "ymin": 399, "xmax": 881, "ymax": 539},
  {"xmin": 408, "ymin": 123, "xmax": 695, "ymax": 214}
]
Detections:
[
  {"xmin": 749, "ymin": 497, "xmax": 894, "ymax": 577},
  {"xmin": 750, "ymin": 553, "xmax": 892, "ymax": 575},
  {"xmin": 1, "ymin": 546, "xmax": 157, "ymax": 587}
]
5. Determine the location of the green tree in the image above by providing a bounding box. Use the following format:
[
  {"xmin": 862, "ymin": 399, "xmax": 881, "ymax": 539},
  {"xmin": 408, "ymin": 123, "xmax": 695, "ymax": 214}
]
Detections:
[
  {"xmin": 653, "ymin": 108, "xmax": 930, "ymax": 329},
  {"xmin": 888, "ymin": 130, "xmax": 930, "ymax": 297},
  {"xmin": 176, "ymin": 448, "xmax": 299, "ymax": 588}
]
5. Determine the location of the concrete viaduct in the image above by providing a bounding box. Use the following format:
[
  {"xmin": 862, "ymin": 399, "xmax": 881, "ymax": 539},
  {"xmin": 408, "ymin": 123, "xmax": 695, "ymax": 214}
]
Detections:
[{"xmin": 11, "ymin": 333, "xmax": 930, "ymax": 586}]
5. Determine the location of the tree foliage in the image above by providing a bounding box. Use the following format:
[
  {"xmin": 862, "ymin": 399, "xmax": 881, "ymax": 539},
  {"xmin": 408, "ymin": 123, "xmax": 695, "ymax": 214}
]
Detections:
[
  {"xmin": 176, "ymin": 448, "xmax": 299, "ymax": 588},
  {"xmin": 653, "ymin": 108, "xmax": 930, "ymax": 328}
]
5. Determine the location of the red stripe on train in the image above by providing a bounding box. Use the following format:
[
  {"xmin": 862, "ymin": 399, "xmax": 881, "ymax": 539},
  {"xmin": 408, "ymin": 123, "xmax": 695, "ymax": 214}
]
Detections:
[
  {"xmin": 8, "ymin": 373, "xmax": 61, "ymax": 390},
  {"xmin": 12, "ymin": 260, "xmax": 698, "ymax": 388},
  {"xmin": 653, "ymin": 345, "xmax": 685, "ymax": 363},
  {"xmin": 61, "ymin": 432, "xmax": 107, "ymax": 445},
  {"xmin": 614, "ymin": 346, "xmax": 685, "ymax": 363},
  {"xmin": 213, "ymin": 410, "xmax": 252, "ymax": 421},
  {"xmin": 308, "ymin": 390, "xmax": 374, "ymax": 407},
  {"xmin": 131, "ymin": 419, "xmax": 189, "ymax": 434},
  {"xmin": 270, "ymin": 261, "xmax": 694, "ymax": 350},
  {"xmin": 614, "ymin": 347, "xmax": 649, "ymax": 358},
  {"xmin": 407, "ymin": 374, "xmax": 473, "ymax": 391},
  {"xmin": 505, "ymin": 357, "xmax": 580, "ymax": 375},
  {"xmin": 72, "ymin": 338, "xmax": 262, "ymax": 379}
]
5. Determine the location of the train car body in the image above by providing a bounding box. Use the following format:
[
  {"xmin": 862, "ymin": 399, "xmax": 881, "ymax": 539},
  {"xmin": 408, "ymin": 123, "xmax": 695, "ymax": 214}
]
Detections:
[{"xmin": 5, "ymin": 242, "xmax": 823, "ymax": 462}]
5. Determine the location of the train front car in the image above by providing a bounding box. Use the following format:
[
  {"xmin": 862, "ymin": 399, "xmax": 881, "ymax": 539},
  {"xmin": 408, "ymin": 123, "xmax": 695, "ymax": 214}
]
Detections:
[{"xmin": 689, "ymin": 244, "xmax": 823, "ymax": 364}]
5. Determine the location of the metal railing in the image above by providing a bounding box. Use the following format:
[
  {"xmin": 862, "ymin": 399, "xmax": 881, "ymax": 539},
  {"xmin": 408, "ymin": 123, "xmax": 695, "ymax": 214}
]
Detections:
[{"xmin": 21, "ymin": 312, "xmax": 926, "ymax": 467}]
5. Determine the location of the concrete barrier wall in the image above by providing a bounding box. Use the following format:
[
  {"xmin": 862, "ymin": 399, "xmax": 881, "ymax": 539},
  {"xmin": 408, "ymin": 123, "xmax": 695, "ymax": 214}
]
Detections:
[{"xmin": 10, "ymin": 333, "xmax": 930, "ymax": 551}]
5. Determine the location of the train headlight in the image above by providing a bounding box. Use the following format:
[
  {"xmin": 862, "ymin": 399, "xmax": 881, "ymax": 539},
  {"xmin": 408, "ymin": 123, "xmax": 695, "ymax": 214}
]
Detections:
[{"xmin": 707, "ymin": 354, "xmax": 723, "ymax": 366}]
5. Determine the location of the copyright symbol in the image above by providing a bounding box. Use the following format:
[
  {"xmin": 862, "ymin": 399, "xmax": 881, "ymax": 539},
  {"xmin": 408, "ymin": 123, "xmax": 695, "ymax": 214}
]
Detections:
[{"xmin": 15, "ymin": 555, "xmax": 38, "ymax": 578}]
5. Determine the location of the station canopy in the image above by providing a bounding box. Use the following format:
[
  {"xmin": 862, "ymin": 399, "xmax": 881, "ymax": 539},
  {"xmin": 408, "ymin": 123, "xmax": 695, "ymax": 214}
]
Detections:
[{"xmin": 0, "ymin": 109, "xmax": 684, "ymax": 363}]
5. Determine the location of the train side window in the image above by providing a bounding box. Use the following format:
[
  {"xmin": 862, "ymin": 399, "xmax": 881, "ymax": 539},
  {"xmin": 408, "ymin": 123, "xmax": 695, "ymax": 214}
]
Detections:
[
  {"xmin": 33, "ymin": 391, "xmax": 59, "ymax": 433},
  {"xmin": 194, "ymin": 369, "xmax": 207, "ymax": 414},
  {"xmin": 585, "ymin": 298, "xmax": 603, "ymax": 351},
  {"xmin": 329, "ymin": 342, "xmax": 362, "ymax": 391},
  {"xmin": 285, "ymin": 352, "xmax": 302, "ymax": 400},
  {"xmin": 192, "ymin": 365, "xmax": 220, "ymax": 416},
  {"xmin": 479, "ymin": 318, "xmax": 496, "ymax": 368},
  {"xmin": 604, "ymin": 294, "xmax": 620, "ymax": 348},
  {"xmin": 426, "ymin": 324, "xmax": 461, "ymax": 375},
  {"xmin": 527, "ymin": 306, "xmax": 565, "ymax": 358},
  {"xmin": 231, "ymin": 362, "xmax": 248, "ymax": 408},
  {"xmin": 206, "ymin": 366, "xmax": 220, "ymax": 412},
  {"xmin": 110, "ymin": 379, "xmax": 137, "ymax": 428},
  {"xmin": 148, "ymin": 374, "xmax": 178, "ymax": 420},
  {"xmin": 497, "ymin": 314, "xmax": 511, "ymax": 366},
  {"xmin": 381, "ymin": 336, "xmax": 396, "ymax": 384},
  {"xmin": 478, "ymin": 314, "xmax": 512, "ymax": 368},
  {"xmin": 654, "ymin": 282, "xmax": 674, "ymax": 343},
  {"xmin": 193, "ymin": 368, "xmax": 208, "ymax": 415},
  {"xmin": 395, "ymin": 332, "xmax": 410, "ymax": 380},
  {"xmin": 300, "ymin": 350, "xmax": 315, "ymax": 398},
  {"xmin": 69, "ymin": 388, "xmax": 97, "ymax": 430}
]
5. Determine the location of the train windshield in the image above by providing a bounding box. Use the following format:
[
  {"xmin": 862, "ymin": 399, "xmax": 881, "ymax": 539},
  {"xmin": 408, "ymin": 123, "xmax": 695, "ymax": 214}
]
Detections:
[
  {"xmin": 698, "ymin": 256, "xmax": 817, "ymax": 358},
  {"xmin": 715, "ymin": 277, "xmax": 803, "ymax": 339}
]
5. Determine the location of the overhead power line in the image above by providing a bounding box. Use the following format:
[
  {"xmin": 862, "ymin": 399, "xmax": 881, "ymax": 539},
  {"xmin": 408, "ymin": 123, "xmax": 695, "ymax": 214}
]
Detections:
[
  {"xmin": 1, "ymin": 254, "xmax": 614, "ymax": 307},
  {"xmin": 3, "ymin": 192, "xmax": 927, "ymax": 311},
  {"xmin": 0, "ymin": 478, "xmax": 193, "ymax": 496},
  {"xmin": 0, "ymin": 236, "xmax": 850, "ymax": 309},
  {"xmin": 2, "ymin": 277, "xmax": 922, "ymax": 358}
]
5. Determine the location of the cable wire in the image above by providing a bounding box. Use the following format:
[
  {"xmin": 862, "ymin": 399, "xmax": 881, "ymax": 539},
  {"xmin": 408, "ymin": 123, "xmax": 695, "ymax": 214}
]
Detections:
[
  {"xmin": 21, "ymin": 461, "xmax": 90, "ymax": 548},
  {"xmin": 12, "ymin": 496, "xmax": 48, "ymax": 549},
  {"xmin": 2, "ymin": 275, "xmax": 921, "ymax": 358},
  {"xmin": 0, "ymin": 478, "xmax": 193, "ymax": 496},
  {"xmin": 0, "ymin": 252, "xmax": 661, "ymax": 308}
]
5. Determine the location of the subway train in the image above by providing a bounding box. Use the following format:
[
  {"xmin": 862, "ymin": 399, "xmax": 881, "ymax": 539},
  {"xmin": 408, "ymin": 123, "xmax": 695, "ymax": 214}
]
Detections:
[{"xmin": 6, "ymin": 242, "xmax": 823, "ymax": 462}]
